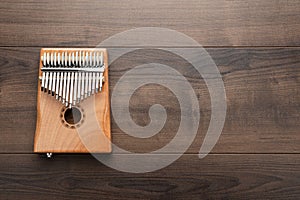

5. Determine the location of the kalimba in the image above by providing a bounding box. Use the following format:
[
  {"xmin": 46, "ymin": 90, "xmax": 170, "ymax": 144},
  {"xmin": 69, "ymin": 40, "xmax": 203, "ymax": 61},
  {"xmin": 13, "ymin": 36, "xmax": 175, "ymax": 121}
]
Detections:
[{"xmin": 34, "ymin": 48, "xmax": 111, "ymax": 157}]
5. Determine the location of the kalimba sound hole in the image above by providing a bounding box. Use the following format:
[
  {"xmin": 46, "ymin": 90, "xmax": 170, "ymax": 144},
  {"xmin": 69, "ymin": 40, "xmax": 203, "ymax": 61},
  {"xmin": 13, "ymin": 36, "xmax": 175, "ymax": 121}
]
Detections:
[{"xmin": 64, "ymin": 107, "xmax": 82, "ymax": 125}]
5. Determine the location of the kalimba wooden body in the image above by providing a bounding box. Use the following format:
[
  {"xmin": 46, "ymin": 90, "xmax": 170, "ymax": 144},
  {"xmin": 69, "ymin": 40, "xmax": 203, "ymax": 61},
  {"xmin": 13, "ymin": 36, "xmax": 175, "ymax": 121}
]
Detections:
[{"xmin": 34, "ymin": 48, "xmax": 111, "ymax": 156}]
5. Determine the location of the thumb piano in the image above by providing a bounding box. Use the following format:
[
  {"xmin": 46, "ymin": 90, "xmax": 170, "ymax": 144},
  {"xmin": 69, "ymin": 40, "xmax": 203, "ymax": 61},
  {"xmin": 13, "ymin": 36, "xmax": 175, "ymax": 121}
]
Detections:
[{"xmin": 34, "ymin": 48, "xmax": 111, "ymax": 157}]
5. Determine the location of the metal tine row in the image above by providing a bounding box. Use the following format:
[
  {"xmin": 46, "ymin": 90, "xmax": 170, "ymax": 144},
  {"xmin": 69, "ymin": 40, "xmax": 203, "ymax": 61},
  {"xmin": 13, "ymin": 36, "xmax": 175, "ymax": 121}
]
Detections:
[{"xmin": 41, "ymin": 50, "xmax": 104, "ymax": 108}]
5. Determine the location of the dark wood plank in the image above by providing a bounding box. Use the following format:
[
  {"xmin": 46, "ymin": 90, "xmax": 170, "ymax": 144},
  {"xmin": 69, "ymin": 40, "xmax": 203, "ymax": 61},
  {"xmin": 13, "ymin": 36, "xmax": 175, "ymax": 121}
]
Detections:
[
  {"xmin": 0, "ymin": 0, "xmax": 300, "ymax": 47},
  {"xmin": 0, "ymin": 47, "xmax": 299, "ymax": 153},
  {"xmin": 0, "ymin": 154, "xmax": 299, "ymax": 200}
]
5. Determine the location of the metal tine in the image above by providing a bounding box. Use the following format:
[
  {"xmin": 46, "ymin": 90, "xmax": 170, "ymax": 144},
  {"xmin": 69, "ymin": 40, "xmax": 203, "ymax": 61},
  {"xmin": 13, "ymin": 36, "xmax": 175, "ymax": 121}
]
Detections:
[
  {"xmin": 55, "ymin": 52, "xmax": 60, "ymax": 99},
  {"xmin": 95, "ymin": 51, "xmax": 99, "ymax": 93},
  {"xmin": 59, "ymin": 52, "xmax": 64, "ymax": 102},
  {"xmin": 48, "ymin": 52, "xmax": 53, "ymax": 94},
  {"xmin": 69, "ymin": 52, "xmax": 75, "ymax": 108},
  {"xmin": 88, "ymin": 51, "xmax": 92, "ymax": 96},
  {"xmin": 73, "ymin": 51, "xmax": 78, "ymax": 105},
  {"xmin": 81, "ymin": 51, "xmax": 85, "ymax": 101},
  {"xmin": 92, "ymin": 51, "xmax": 96, "ymax": 94},
  {"xmin": 44, "ymin": 52, "xmax": 50, "ymax": 93},
  {"xmin": 62, "ymin": 51, "xmax": 68, "ymax": 104},
  {"xmin": 88, "ymin": 56, "xmax": 91, "ymax": 95},
  {"xmin": 65, "ymin": 51, "xmax": 70, "ymax": 106},
  {"xmin": 100, "ymin": 72, "xmax": 103, "ymax": 91},
  {"xmin": 85, "ymin": 52, "xmax": 89, "ymax": 98},
  {"xmin": 77, "ymin": 51, "xmax": 82, "ymax": 103},
  {"xmin": 100, "ymin": 51, "xmax": 103, "ymax": 66},
  {"xmin": 52, "ymin": 52, "xmax": 57, "ymax": 96},
  {"xmin": 100, "ymin": 51, "xmax": 104, "ymax": 91},
  {"xmin": 100, "ymin": 52, "xmax": 104, "ymax": 91},
  {"xmin": 66, "ymin": 52, "xmax": 71, "ymax": 107},
  {"xmin": 41, "ymin": 52, "xmax": 46, "ymax": 91}
]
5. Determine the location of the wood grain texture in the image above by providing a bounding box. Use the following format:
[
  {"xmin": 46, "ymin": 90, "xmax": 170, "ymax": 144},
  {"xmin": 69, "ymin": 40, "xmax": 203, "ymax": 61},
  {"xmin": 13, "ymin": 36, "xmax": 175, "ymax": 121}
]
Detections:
[
  {"xmin": 0, "ymin": 1, "xmax": 299, "ymax": 199},
  {"xmin": 0, "ymin": 47, "xmax": 299, "ymax": 153},
  {"xmin": 0, "ymin": 0, "xmax": 299, "ymax": 47},
  {"xmin": 0, "ymin": 154, "xmax": 299, "ymax": 200}
]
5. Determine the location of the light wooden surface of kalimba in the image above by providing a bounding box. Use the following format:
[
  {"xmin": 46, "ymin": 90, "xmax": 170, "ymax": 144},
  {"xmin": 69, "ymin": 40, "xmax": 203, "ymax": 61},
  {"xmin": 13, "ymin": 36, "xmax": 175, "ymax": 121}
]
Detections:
[{"xmin": 34, "ymin": 48, "xmax": 111, "ymax": 153}]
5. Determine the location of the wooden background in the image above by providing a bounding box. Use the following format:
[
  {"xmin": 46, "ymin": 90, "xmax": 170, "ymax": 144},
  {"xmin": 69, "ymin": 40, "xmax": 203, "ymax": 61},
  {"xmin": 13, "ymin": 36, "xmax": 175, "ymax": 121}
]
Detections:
[{"xmin": 0, "ymin": 0, "xmax": 299, "ymax": 199}]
